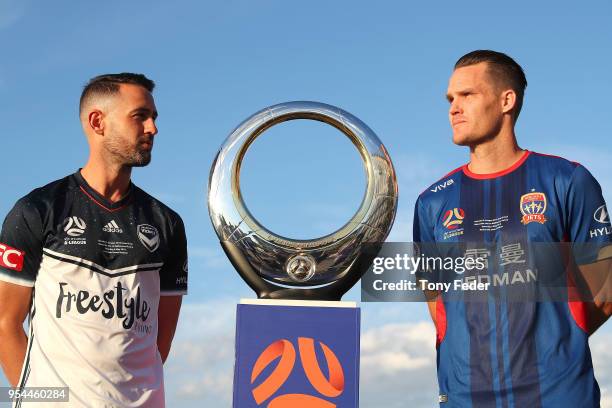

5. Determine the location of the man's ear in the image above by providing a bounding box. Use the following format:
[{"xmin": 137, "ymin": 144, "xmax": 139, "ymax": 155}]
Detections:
[
  {"xmin": 501, "ymin": 89, "xmax": 517, "ymax": 116},
  {"xmin": 88, "ymin": 110, "xmax": 105, "ymax": 136}
]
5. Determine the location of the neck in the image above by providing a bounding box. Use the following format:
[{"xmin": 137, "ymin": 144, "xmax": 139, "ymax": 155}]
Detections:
[
  {"xmin": 80, "ymin": 157, "xmax": 132, "ymax": 203},
  {"xmin": 467, "ymin": 126, "xmax": 523, "ymax": 174}
]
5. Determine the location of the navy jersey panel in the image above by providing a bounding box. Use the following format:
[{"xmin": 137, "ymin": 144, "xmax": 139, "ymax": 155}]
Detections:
[{"xmin": 414, "ymin": 151, "xmax": 610, "ymax": 407}]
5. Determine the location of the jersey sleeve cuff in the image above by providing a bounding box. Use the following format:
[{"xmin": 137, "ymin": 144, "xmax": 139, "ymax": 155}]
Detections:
[{"xmin": 0, "ymin": 272, "xmax": 35, "ymax": 287}]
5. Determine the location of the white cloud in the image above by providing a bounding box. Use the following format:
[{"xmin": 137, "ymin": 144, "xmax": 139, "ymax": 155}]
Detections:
[
  {"xmin": 360, "ymin": 322, "xmax": 439, "ymax": 407},
  {"xmin": 164, "ymin": 300, "xmax": 236, "ymax": 406},
  {"xmin": 591, "ymin": 330, "xmax": 612, "ymax": 408}
]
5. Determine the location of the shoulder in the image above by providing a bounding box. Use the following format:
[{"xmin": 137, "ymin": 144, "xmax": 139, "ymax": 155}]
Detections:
[
  {"xmin": 131, "ymin": 185, "xmax": 184, "ymax": 227},
  {"xmin": 527, "ymin": 151, "xmax": 602, "ymax": 190},
  {"xmin": 417, "ymin": 165, "xmax": 463, "ymax": 205},
  {"xmin": 528, "ymin": 151, "xmax": 582, "ymax": 176},
  {"xmin": 10, "ymin": 174, "xmax": 76, "ymax": 218}
]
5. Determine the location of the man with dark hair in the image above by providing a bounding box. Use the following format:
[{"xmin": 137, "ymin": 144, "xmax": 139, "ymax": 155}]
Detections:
[
  {"xmin": 0, "ymin": 73, "xmax": 187, "ymax": 407},
  {"xmin": 453, "ymin": 50, "xmax": 527, "ymax": 122},
  {"xmin": 414, "ymin": 50, "xmax": 611, "ymax": 407}
]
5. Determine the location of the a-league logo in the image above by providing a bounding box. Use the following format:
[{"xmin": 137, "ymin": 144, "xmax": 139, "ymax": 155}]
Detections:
[
  {"xmin": 442, "ymin": 208, "xmax": 465, "ymax": 230},
  {"xmin": 251, "ymin": 337, "xmax": 345, "ymax": 407},
  {"xmin": 63, "ymin": 216, "xmax": 86, "ymax": 236}
]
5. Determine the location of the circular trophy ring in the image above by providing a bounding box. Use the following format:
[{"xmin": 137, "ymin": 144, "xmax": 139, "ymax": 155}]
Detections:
[{"xmin": 208, "ymin": 101, "xmax": 397, "ymax": 298}]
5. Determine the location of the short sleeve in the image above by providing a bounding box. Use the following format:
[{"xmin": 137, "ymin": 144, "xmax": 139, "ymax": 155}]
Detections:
[
  {"xmin": 413, "ymin": 197, "xmax": 440, "ymax": 283},
  {"xmin": 566, "ymin": 165, "xmax": 612, "ymax": 264},
  {"xmin": 413, "ymin": 196, "xmax": 436, "ymax": 243},
  {"xmin": 0, "ymin": 198, "xmax": 43, "ymax": 286},
  {"xmin": 159, "ymin": 215, "xmax": 188, "ymax": 296}
]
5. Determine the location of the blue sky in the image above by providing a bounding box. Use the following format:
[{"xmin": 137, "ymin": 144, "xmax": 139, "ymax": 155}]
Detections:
[{"xmin": 1, "ymin": 1, "xmax": 611, "ymax": 406}]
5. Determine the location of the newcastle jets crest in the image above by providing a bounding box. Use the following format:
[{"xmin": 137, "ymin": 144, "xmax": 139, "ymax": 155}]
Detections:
[
  {"xmin": 520, "ymin": 192, "xmax": 547, "ymax": 225},
  {"xmin": 137, "ymin": 224, "xmax": 160, "ymax": 252}
]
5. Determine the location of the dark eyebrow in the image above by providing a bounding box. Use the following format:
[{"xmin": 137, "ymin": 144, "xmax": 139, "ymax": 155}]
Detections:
[
  {"xmin": 131, "ymin": 107, "xmax": 158, "ymax": 120},
  {"xmin": 446, "ymin": 88, "xmax": 477, "ymax": 102}
]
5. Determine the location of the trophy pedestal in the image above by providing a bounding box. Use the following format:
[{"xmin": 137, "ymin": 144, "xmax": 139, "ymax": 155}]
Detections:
[{"xmin": 233, "ymin": 299, "xmax": 360, "ymax": 408}]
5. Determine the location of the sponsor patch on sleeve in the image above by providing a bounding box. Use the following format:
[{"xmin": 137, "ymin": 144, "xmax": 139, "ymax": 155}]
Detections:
[{"xmin": 0, "ymin": 242, "xmax": 25, "ymax": 272}]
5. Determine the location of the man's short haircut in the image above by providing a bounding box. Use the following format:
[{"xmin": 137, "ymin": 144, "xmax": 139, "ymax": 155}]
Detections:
[
  {"xmin": 455, "ymin": 50, "xmax": 527, "ymax": 121},
  {"xmin": 79, "ymin": 73, "xmax": 155, "ymax": 115}
]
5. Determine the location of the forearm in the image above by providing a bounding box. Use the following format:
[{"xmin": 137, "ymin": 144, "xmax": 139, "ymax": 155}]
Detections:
[
  {"xmin": 157, "ymin": 295, "xmax": 182, "ymax": 364},
  {"xmin": 0, "ymin": 325, "xmax": 28, "ymax": 386},
  {"xmin": 157, "ymin": 335, "xmax": 174, "ymax": 364},
  {"xmin": 588, "ymin": 302, "xmax": 612, "ymax": 335}
]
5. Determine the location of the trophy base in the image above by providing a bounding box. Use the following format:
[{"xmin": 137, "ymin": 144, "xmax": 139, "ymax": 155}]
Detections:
[
  {"xmin": 259, "ymin": 288, "xmax": 341, "ymax": 301},
  {"xmin": 233, "ymin": 299, "xmax": 360, "ymax": 408}
]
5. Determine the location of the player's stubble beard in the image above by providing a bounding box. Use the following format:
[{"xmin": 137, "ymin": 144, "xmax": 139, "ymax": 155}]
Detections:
[
  {"xmin": 103, "ymin": 126, "xmax": 153, "ymax": 168},
  {"xmin": 453, "ymin": 116, "xmax": 503, "ymax": 148}
]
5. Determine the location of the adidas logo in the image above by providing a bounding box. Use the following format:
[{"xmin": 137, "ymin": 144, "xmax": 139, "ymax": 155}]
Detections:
[{"xmin": 102, "ymin": 220, "xmax": 123, "ymax": 233}]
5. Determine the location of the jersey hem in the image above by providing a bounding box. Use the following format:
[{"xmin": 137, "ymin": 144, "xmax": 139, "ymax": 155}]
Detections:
[
  {"xmin": 160, "ymin": 290, "xmax": 187, "ymax": 296},
  {"xmin": 0, "ymin": 273, "xmax": 35, "ymax": 287}
]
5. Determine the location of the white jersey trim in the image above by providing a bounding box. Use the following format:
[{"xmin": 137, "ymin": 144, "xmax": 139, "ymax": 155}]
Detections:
[
  {"xmin": 42, "ymin": 248, "xmax": 164, "ymax": 276},
  {"xmin": 160, "ymin": 290, "xmax": 187, "ymax": 296}
]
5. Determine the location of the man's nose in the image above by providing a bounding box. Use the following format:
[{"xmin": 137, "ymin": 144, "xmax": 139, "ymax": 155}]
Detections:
[
  {"xmin": 145, "ymin": 118, "xmax": 158, "ymax": 136},
  {"xmin": 449, "ymin": 100, "xmax": 461, "ymax": 116}
]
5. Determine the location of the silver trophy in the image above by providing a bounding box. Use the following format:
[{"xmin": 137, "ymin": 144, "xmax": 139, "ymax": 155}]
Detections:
[{"xmin": 208, "ymin": 101, "xmax": 397, "ymax": 300}]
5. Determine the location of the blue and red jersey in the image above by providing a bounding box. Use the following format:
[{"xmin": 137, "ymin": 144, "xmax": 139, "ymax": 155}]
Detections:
[{"xmin": 413, "ymin": 150, "xmax": 611, "ymax": 407}]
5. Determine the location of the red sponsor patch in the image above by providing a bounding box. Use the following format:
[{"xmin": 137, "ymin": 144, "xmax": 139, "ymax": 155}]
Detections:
[{"xmin": 0, "ymin": 242, "xmax": 25, "ymax": 272}]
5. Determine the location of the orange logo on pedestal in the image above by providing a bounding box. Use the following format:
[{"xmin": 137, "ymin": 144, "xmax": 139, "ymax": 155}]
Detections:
[
  {"xmin": 250, "ymin": 338, "xmax": 345, "ymax": 408},
  {"xmin": 520, "ymin": 192, "xmax": 547, "ymax": 224}
]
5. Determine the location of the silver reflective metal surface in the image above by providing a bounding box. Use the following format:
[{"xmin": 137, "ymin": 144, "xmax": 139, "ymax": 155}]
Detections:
[{"xmin": 208, "ymin": 101, "xmax": 398, "ymax": 299}]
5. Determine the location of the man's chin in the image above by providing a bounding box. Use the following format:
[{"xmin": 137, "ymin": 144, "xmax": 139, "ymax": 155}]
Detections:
[
  {"xmin": 128, "ymin": 154, "xmax": 152, "ymax": 168},
  {"xmin": 453, "ymin": 133, "xmax": 490, "ymax": 147},
  {"xmin": 452, "ymin": 134, "xmax": 471, "ymax": 146}
]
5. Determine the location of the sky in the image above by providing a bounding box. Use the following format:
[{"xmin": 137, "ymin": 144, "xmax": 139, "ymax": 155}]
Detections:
[{"xmin": 1, "ymin": 0, "xmax": 611, "ymax": 406}]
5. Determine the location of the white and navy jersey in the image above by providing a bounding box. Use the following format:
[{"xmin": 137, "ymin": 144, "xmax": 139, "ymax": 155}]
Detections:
[{"xmin": 0, "ymin": 171, "xmax": 188, "ymax": 407}]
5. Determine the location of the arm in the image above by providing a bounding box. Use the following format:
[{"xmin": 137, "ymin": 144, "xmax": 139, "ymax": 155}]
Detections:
[
  {"xmin": 0, "ymin": 281, "xmax": 32, "ymax": 386},
  {"xmin": 424, "ymin": 290, "xmax": 440, "ymax": 325},
  {"xmin": 413, "ymin": 198, "xmax": 441, "ymax": 326},
  {"xmin": 575, "ymin": 255, "xmax": 612, "ymax": 335},
  {"xmin": 563, "ymin": 165, "xmax": 612, "ymax": 335},
  {"xmin": 157, "ymin": 295, "xmax": 182, "ymax": 364},
  {"xmin": 157, "ymin": 214, "xmax": 188, "ymax": 363}
]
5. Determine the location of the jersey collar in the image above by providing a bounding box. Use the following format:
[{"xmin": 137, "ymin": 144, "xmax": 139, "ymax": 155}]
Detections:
[
  {"xmin": 73, "ymin": 170, "xmax": 134, "ymax": 212},
  {"xmin": 462, "ymin": 150, "xmax": 531, "ymax": 180}
]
